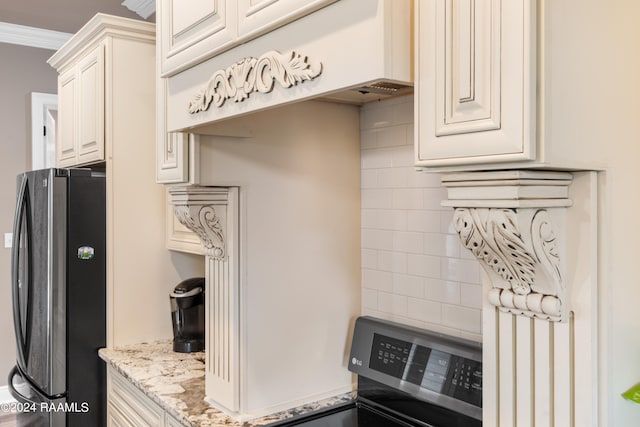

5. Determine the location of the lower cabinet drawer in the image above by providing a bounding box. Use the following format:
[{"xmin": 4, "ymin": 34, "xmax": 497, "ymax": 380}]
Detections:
[
  {"xmin": 107, "ymin": 368, "xmax": 165, "ymax": 427},
  {"xmin": 107, "ymin": 402, "xmax": 137, "ymax": 427},
  {"xmin": 166, "ymin": 413, "xmax": 185, "ymax": 427}
]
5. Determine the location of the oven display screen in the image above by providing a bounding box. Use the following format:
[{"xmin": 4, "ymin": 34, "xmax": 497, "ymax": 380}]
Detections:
[{"xmin": 369, "ymin": 334, "xmax": 482, "ymax": 407}]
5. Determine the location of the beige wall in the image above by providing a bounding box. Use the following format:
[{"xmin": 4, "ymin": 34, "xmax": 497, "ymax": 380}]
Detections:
[
  {"xmin": 0, "ymin": 43, "xmax": 58, "ymax": 387},
  {"xmin": 1, "ymin": 1, "xmax": 147, "ymax": 33}
]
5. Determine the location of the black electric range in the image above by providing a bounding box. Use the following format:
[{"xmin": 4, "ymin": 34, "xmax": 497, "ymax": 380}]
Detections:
[{"xmin": 270, "ymin": 317, "xmax": 482, "ymax": 427}]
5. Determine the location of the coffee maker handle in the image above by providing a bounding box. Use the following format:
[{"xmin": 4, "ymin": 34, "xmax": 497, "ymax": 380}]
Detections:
[{"xmin": 170, "ymin": 287, "xmax": 202, "ymax": 298}]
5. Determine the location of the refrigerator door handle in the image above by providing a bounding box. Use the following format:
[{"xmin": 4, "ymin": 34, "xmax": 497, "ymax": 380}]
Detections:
[
  {"xmin": 11, "ymin": 174, "xmax": 32, "ymax": 371},
  {"xmin": 8, "ymin": 365, "xmax": 66, "ymax": 404},
  {"xmin": 8, "ymin": 366, "xmax": 39, "ymax": 405}
]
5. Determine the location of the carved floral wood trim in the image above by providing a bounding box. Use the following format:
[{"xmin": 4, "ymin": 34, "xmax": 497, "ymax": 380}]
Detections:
[
  {"xmin": 441, "ymin": 170, "xmax": 572, "ymax": 322},
  {"xmin": 188, "ymin": 50, "xmax": 323, "ymax": 114},
  {"xmin": 453, "ymin": 207, "xmax": 565, "ymax": 321},
  {"xmin": 173, "ymin": 204, "xmax": 225, "ymax": 258},
  {"xmin": 168, "ymin": 186, "xmax": 230, "ymax": 259}
]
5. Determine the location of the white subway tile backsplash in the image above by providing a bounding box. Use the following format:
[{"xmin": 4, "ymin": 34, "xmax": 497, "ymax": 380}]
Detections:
[
  {"xmin": 391, "ymin": 145, "xmax": 414, "ymax": 167},
  {"xmin": 360, "ymin": 129, "xmax": 378, "ymax": 150},
  {"xmin": 423, "ymin": 233, "xmax": 446, "ymax": 256},
  {"xmin": 378, "ymin": 168, "xmax": 409, "ymax": 188},
  {"xmin": 361, "ymin": 248, "xmax": 378, "ymax": 270},
  {"xmin": 460, "ymin": 283, "xmax": 483, "ymax": 309},
  {"xmin": 361, "ymin": 209, "xmax": 378, "ymax": 229},
  {"xmin": 378, "ymin": 292, "xmax": 408, "ymax": 317},
  {"xmin": 444, "ymin": 235, "xmax": 462, "ymax": 258},
  {"xmin": 361, "ymin": 147, "xmax": 394, "ymax": 169},
  {"xmin": 393, "ymin": 274, "xmax": 425, "ymax": 298},
  {"xmin": 376, "ymin": 125, "xmax": 408, "ymax": 148},
  {"xmin": 392, "ymin": 188, "xmax": 424, "ymax": 210},
  {"xmin": 393, "ymin": 231, "xmax": 424, "ymax": 254},
  {"xmin": 442, "ymin": 305, "xmax": 482, "ymax": 334},
  {"xmin": 407, "ymin": 298, "xmax": 442, "ymax": 324},
  {"xmin": 407, "ymin": 253, "xmax": 441, "ymax": 278},
  {"xmin": 408, "ymin": 211, "xmax": 442, "ymax": 233},
  {"xmin": 440, "ymin": 210, "xmax": 456, "ymax": 233},
  {"xmin": 392, "ymin": 97, "xmax": 414, "ymax": 125},
  {"xmin": 360, "ymin": 105, "xmax": 394, "ymax": 130},
  {"xmin": 425, "ymin": 279, "xmax": 461, "ymax": 305},
  {"xmin": 361, "ymin": 169, "xmax": 378, "ymax": 189},
  {"xmin": 362, "ymin": 228, "xmax": 393, "ymax": 251},
  {"xmin": 377, "ymin": 210, "xmax": 408, "ymax": 231},
  {"xmin": 441, "ymin": 258, "xmax": 481, "ymax": 284},
  {"xmin": 378, "ymin": 251, "xmax": 407, "ymax": 274},
  {"xmin": 361, "ymin": 188, "xmax": 393, "ymax": 209},
  {"xmin": 407, "ymin": 168, "xmax": 442, "ymax": 188},
  {"xmin": 362, "ymin": 269, "xmax": 394, "ymax": 292},
  {"xmin": 362, "ymin": 288, "xmax": 379, "ymax": 310},
  {"xmin": 423, "ymin": 188, "xmax": 448, "ymax": 210},
  {"xmin": 360, "ymin": 95, "xmax": 482, "ymax": 338}
]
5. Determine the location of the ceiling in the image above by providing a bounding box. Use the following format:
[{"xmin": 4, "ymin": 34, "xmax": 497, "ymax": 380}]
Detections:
[{"xmin": 0, "ymin": 0, "xmax": 154, "ymax": 34}]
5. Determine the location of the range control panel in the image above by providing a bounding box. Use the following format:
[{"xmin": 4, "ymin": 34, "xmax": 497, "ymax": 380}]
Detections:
[
  {"xmin": 369, "ymin": 333, "xmax": 482, "ymax": 406},
  {"xmin": 349, "ymin": 317, "xmax": 482, "ymax": 420}
]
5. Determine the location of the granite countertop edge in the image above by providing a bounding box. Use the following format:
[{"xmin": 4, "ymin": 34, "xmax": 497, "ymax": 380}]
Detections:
[{"xmin": 99, "ymin": 341, "xmax": 355, "ymax": 427}]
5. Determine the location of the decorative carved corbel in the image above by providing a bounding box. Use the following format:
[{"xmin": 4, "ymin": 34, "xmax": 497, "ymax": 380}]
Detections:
[
  {"xmin": 168, "ymin": 186, "xmax": 231, "ymax": 259},
  {"xmin": 188, "ymin": 50, "xmax": 323, "ymax": 114},
  {"xmin": 442, "ymin": 171, "xmax": 573, "ymax": 322}
]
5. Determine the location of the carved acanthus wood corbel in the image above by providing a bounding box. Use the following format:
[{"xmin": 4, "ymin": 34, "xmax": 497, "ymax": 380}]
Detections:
[
  {"xmin": 168, "ymin": 186, "xmax": 231, "ymax": 259},
  {"xmin": 442, "ymin": 171, "xmax": 573, "ymax": 322}
]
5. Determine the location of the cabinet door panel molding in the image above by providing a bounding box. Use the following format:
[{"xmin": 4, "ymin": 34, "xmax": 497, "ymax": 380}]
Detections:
[{"xmin": 416, "ymin": 0, "xmax": 536, "ymax": 167}]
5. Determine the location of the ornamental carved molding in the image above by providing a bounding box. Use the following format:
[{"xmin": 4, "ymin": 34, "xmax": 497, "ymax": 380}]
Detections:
[
  {"xmin": 441, "ymin": 170, "xmax": 573, "ymax": 322},
  {"xmin": 453, "ymin": 207, "xmax": 565, "ymax": 322},
  {"xmin": 188, "ymin": 50, "xmax": 323, "ymax": 114},
  {"xmin": 168, "ymin": 186, "xmax": 231, "ymax": 259},
  {"xmin": 173, "ymin": 204, "xmax": 225, "ymax": 258}
]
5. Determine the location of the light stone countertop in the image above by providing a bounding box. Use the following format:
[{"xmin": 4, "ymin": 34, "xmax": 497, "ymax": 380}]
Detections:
[{"xmin": 99, "ymin": 341, "xmax": 354, "ymax": 427}]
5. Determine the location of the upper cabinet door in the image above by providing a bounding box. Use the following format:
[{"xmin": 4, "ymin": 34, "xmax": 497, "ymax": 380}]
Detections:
[
  {"xmin": 236, "ymin": 0, "xmax": 337, "ymax": 39},
  {"xmin": 160, "ymin": 0, "xmax": 236, "ymax": 77},
  {"xmin": 57, "ymin": 68, "xmax": 78, "ymax": 167},
  {"xmin": 77, "ymin": 44, "xmax": 105, "ymax": 165},
  {"xmin": 415, "ymin": 0, "xmax": 537, "ymax": 168},
  {"xmin": 56, "ymin": 44, "xmax": 105, "ymax": 168}
]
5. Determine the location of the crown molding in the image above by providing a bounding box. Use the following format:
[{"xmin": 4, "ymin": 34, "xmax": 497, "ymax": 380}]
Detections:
[
  {"xmin": 0, "ymin": 22, "xmax": 72, "ymax": 50},
  {"xmin": 122, "ymin": 0, "xmax": 156, "ymax": 19}
]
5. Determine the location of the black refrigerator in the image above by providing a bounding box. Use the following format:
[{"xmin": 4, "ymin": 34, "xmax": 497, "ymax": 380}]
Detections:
[{"xmin": 8, "ymin": 168, "xmax": 106, "ymax": 427}]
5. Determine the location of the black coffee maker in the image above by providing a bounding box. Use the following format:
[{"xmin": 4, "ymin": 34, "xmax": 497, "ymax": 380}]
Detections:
[{"xmin": 170, "ymin": 277, "xmax": 205, "ymax": 353}]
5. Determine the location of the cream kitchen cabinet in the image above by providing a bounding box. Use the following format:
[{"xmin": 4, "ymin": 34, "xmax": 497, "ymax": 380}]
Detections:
[
  {"xmin": 156, "ymin": 130, "xmax": 189, "ymax": 183},
  {"xmin": 107, "ymin": 368, "xmax": 184, "ymax": 427},
  {"xmin": 156, "ymin": 130, "xmax": 202, "ymax": 185},
  {"xmin": 159, "ymin": 0, "xmax": 337, "ymax": 76},
  {"xmin": 236, "ymin": 0, "xmax": 338, "ymax": 42},
  {"xmin": 56, "ymin": 44, "xmax": 105, "ymax": 167},
  {"xmin": 156, "ymin": 77, "xmax": 195, "ymax": 184},
  {"xmin": 415, "ymin": 0, "xmax": 602, "ymax": 171},
  {"xmin": 49, "ymin": 14, "xmax": 206, "ymax": 348},
  {"xmin": 415, "ymin": 0, "xmax": 537, "ymax": 169},
  {"xmin": 156, "ymin": 52, "xmax": 200, "ymax": 184},
  {"xmin": 50, "ymin": 15, "xmax": 154, "ymax": 169}
]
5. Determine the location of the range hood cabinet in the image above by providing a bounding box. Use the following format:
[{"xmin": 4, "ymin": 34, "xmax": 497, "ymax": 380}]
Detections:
[{"xmin": 165, "ymin": 0, "xmax": 413, "ymax": 133}]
